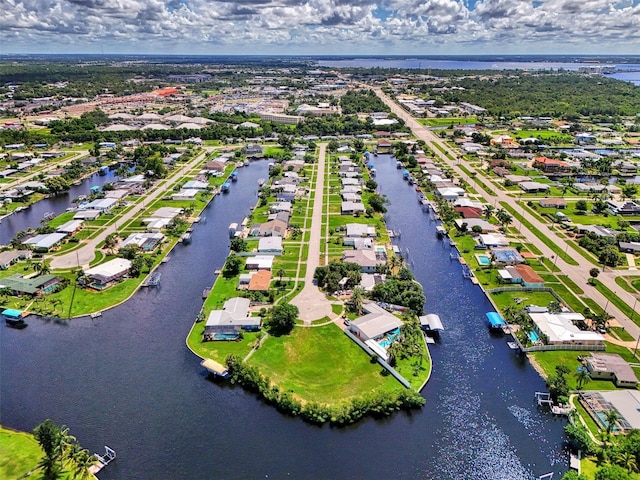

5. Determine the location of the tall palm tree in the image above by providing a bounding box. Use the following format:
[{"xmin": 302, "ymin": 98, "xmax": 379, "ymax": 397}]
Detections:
[
  {"xmin": 605, "ymin": 409, "xmax": 620, "ymax": 435},
  {"xmin": 576, "ymin": 367, "xmax": 591, "ymax": 390}
]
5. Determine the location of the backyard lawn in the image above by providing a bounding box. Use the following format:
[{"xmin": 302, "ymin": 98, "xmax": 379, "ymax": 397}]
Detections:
[{"xmin": 248, "ymin": 324, "xmax": 402, "ymax": 404}]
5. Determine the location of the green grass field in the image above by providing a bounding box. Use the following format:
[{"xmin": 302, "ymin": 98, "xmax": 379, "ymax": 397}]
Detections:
[
  {"xmin": 0, "ymin": 427, "xmax": 42, "ymax": 480},
  {"xmin": 248, "ymin": 324, "xmax": 402, "ymax": 404}
]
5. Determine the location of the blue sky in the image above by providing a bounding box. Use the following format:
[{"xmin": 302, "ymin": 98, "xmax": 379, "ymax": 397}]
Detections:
[{"xmin": 1, "ymin": 0, "xmax": 639, "ymax": 55}]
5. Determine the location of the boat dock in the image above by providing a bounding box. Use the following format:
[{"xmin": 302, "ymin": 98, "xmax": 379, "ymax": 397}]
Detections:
[
  {"xmin": 90, "ymin": 311, "xmax": 102, "ymax": 318},
  {"xmin": 89, "ymin": 446, "xmax": 116, "ymax": 475},
  {"xmin": 201, "ymin": 358, "xmax": 229, "ymax": 378},
  {"xmin": 435, "ymin": 225, "xmax": 447, "ymax": 238}
]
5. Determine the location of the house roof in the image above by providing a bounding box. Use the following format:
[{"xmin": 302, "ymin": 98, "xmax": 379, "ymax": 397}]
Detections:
[
  {"xmin": 529, "ymin": 312, "xmax": 604, "ymax": 344},
  {"xmin": 0, "ymin": 274, "xmax": 59, "ymax": 294},
  {"xmin": 513, "ymin": 264, "xmax": 544, "ymax": 284},
  {"xmin": 351, "ymin": 303, "xmax": 403, "ymax": 340},
  {"xmin": 587, "ymin": 353, "xmax": 638, "ymax": 385},
  {"xmin": 248, "ymin": 270, "xmax": 272, "ymax": 291},
  {"xmin": 84, "ymin": 258, "xmax": 132, "ymax": 280}
]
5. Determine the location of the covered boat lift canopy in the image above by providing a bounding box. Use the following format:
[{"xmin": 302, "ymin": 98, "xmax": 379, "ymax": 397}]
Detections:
[
  {"xmin": 419, "ymin": 314, "xmax": 444, "ymax": 331},
  {"xmin": 486, "ymin": 311, "xmax": 506, "ymax": 328}
]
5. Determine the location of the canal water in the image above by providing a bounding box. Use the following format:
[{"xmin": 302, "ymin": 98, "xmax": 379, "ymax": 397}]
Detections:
[
  {"xmin": 0, "ymin": 158, "xmax": 568, "ymax": 479},
  {"xmin": 0, "ymin": 169, "xmax": 121, "ymax": 245}
]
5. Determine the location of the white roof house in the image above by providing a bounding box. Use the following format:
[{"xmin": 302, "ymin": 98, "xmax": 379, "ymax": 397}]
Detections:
[
  {"xmin": 346, "ymin": 224, "xmax": 376, "ymax": 238},
  {"xmin": 258, "ymin": 237, "xmax": 283, "ymax": 254},
  {"xmin": 529, "ymin": 312, "xmax": 605, "ymax": 346},
  {"xmin": 171, "ymin": 189, "xmax": 199, "ymax": 200},
  {"xmin": 23, "ymin": 232, "xmax": 67, "ymax": 250},
  {"xmin": 245, "ymin": 255, "xmax": 274, "ymax": 271},
  {"xmin": 84, "ymin": 258, "xmax": 132, "ymax": 284},
  {"xmin": 56, "ymin": 220, "xmax": 84, "ymax": 234},
  {"xmin": 85, "ymin": 198, "xmax": 118, "ymax": 211}
]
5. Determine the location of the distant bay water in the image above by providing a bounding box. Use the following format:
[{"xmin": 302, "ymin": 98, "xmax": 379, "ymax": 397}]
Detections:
[{"xmin": 316, "ymin": 58, "xmax": 640, "ymax": 85}]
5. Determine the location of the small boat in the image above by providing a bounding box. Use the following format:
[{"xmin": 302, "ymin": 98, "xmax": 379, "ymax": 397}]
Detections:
[
  {"xmin": 396, "ymin": 161, "xmax": 403, "ymax": 169},
  {"xmin": 243, "ymin": 160, "xmax": 250, "ymax": 167},
  {"xmin": 221, "ymin": 182, "xmax": 230, "ymax": 193},
  {"xmin": 257, "ymin": 178, "xmax": 265, "ymax": 187},
  {"xmin": 230, "ymin": 171, "xmax": 238, "ymax": 182}
]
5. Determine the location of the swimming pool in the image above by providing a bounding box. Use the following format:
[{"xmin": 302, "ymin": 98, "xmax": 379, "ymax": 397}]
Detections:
[
  {"xmin": 378, "ymin": 328, "xmax": 401, "ymax": 349},
  {"xmin": 528, "ymin": 330, "xmax": 540, "ymax": 342},
  {"xmin": 475, "ymin": 254, "xmax": 491, "ymax": 266}
]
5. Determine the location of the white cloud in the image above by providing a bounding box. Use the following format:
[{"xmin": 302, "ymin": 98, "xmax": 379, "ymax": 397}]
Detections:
[{"xmin": 0, "ymin": 0, "xmax": 638, "ymax": 53}]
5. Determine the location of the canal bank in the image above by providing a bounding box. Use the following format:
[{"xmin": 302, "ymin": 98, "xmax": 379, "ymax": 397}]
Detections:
[{"xmin": 2, "ymin": 157, "xmax": 569, "ymax": 479}]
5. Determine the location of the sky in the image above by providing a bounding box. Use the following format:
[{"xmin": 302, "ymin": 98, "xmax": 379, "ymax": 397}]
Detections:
[{"xmin": 1, "ymin": 0, "xmax": 640, "ymax": 55}]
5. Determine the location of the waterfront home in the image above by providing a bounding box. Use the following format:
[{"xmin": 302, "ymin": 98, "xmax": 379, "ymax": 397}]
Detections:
[
  {"xmin": 477, "ymin": 233, "xmax": 509, "ymax": 248},
  {"xmin": 22, "ymin": 232, "xmax": 67, "ymax": 251},
  {"xmin": 182, "ymin": 180, "xmax": 209, "ymax": 190},
  {"xmin": 341, "ymin": 201, "xmax": 366, "ymax": 215},
  {"xmin": 248, "ymin": 270, "xmax": 272, "ymax": 291},
  {"xmin": 573, "ymin": 183, "xmax": 606, "ymax": 194},
  {"xmin": 201, "ymin": 160, "xmax": 226, "ymax": 176},
  {"xmin": 606, "ymin": 200, "xmax": 640, "ymax": 216},
  {"xmin": 84, "ymin": 258, "xmax": 132, "ymax": 289},
  {"xmin": 341, "ymin": 193, "xmax": 362, "ymax": 203},
  {"xmin": 342, "ymin": 250, "xmax": 385, "ymax": 273},
  {"xmin": 454, "ymin": 218, "xmax": 495, "ymax": 233},
  {"xmin": 529, "ymin": 312, "xmax": 605, "ymax": 348},
  {"xmin": 270, "ymin": 201, "xmax": 292, "ymax": 214},
  {"xmin": 585, "ymin": 353, "xmax": 638, "ymax": 388},
  {"xmin": 85, "ymin": 198, "xmax": 118, "ymax": 211},
  {"xmin": 120, "ymin": 232, "xmax": 165, "ymax": 252},
  {"xmin": 105, "ymin": 189, "xmax": 130, "ymax": 200},
  {"xmin": 257, "ymin": 218, "xmax": 288, "ymax": 237},
  {"xmin": 454, "ymin": 206, "xmax": 483, "ymax": 218},
  {"xmin": 518, "ymin": 182, "xmax": 550, "ymax": 194},
  {"xmin": 436, "ymin": 187, "xmax": 466, "ymax": 202},
  {"xmin": 73, "ymin": 210, "xmax": 101, "ymax": 221},
  {"xmin": 490, "ymin": 247, "xmax": 524, "ymax": 265},
  {"xmin": 505, "ymin": 264, "xmax": 544, "ymax": 287},
  {"xmin": 533, "ymin": 156, "xmax": 570, "ymax": 173},
  {"xmin": 56, "ymin": 219, "xmax": 84, "ymax": 235},
  {"xmin": 172, "ymin": 189, "xmax": 199, "ymax": 201},
  {"xmin": 345, "ymin": 224, "xmax": 376, "ymax": 238},
  {"xmin": 349, "ymin": 303, "xmax": 402, "ymax": 342},
  {"xmin": 257, "ymin": 237, "xmax": 283, "ymax": 255},
  {"xmin": 341, "ymin": 178, "xmax": 361, "ymax": 186},
  {"xmin": 0, "ymin": 250, "xmax": 32, "ymax": 269},
  {"xmin": 0, "ymin": 273, "xmax": 62, "ymax": 296},
  {"xmin": 245, "ymin": 255, "xmax": 274, "ymax": 271},
  {"xmin": 203, "ymin": 297, "xmax": 261, "ymax": 341}
]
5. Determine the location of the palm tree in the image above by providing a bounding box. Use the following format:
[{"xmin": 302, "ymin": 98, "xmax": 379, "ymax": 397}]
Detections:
[
  {"xmin": 70, "ymin": 448, "xmax": 97, "ymax": 480},
  {"xmin": 615, "ymin": 451, "xmax": 639, "ymax": 473},
  {"xmin": 605, "ymin": 409, "xmax": 620, "ymax": 435},
  {"xmin": 575, "ymin": 366, "xmax": 590, "ymax": 390},
  {"xmin": 35, "ymin": 261, "xmax": 51, "ymax": 276}
]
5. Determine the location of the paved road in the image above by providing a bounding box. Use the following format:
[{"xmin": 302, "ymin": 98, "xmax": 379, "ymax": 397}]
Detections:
[
  {"xmin": 374, "ymin": 88, "xmax": 640, "ymax": 338},
  {"xmin": 291, "ymin": 143, "xmax": 334, "ymax": 323},
  {"xmin": 48, "ymin": 150, "xmax": 209, "ymax": 269}
]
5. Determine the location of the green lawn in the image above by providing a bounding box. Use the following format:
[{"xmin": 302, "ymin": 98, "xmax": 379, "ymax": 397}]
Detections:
[
  {"xmin": 530, "ymin": 343, "xmax": 640, "ymax": 391},
  {"xmin": 0, "ymin": 427, "xmax": 42, "ymax": 480},
  {"xmin": 248, "ymin": 324, "xmax": 402, "ymax": 404}
]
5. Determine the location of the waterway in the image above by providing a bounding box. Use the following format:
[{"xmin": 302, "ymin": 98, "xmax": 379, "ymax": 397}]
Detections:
[
  {"xmin": 316, "ymin": 58, "xmax": 640, "ymax": 85},
  {"xmin": 0, "ymin": 158, "xmax": 568, "ymax": 479},
  {"xmin": 0, "ymin": 169, "xmax": 121, "ymax": 245}
]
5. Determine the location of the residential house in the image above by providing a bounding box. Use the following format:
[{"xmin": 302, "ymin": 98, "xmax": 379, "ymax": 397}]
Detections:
[
  {"xmin": 539, "ymin": 198, "xmax": 567, "ymax": 209},
  {"xmin": 22, "ymin": 232, "xmax": 67, "ymax": 251},
  {"xmin": 533, "ymin": 156, "xmax": 569, "ymax": 173},
  {"xmin": 607, "ymin": 200, "xmax": 640, "ymax": 216},
  {"xmin": 0, "ymin": 250, "xmax": 31, "ymax": 269},
  {"xmin": 84, "ymin": 258, "xmax": 132, "ymax": 289},
  {"xmin": 529, "ymin": 312, "xmax": 605, "ymax": 348},
  {"xmin": 248, "ymin": 270, "xmax": 272, "ymax": 291},
  {"xmin": 342, "ymin": 250, "xmax": 385, "ymax": 273},
  {"xmin": 204, "ymin": 297, "xmax": 262, "ymax": 341},
  {"xmin": 245, "ymin": 255, "xmax": 275, "ymax": 271},
  {"xmin": 56, "ymin": 220, "xmax": 84, "ymax": 235},
  {"xmin": 0, "ymin": 274, "xmax": 62, "ymax": 296},
  {"xmin": 120, "ymin": 232, "xmax": 165, "ymax": 251},
  {"xmin": 341, "ymin": 201, "xmax": 366, "ymax": 215},
  {"xmin": 257, "ymin": 237, "xmax": 283, "ymax": 254},
  {"xmin": 454, "ymin": 218, "xmax": 495, "ymax": 233},
  {"xmin": 519, "ymin": 182, "xmax": 550, "ymax": 194},
  {"xmin": 585, "ymin": 353, "xmax": 638, "ymax": 388}
]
